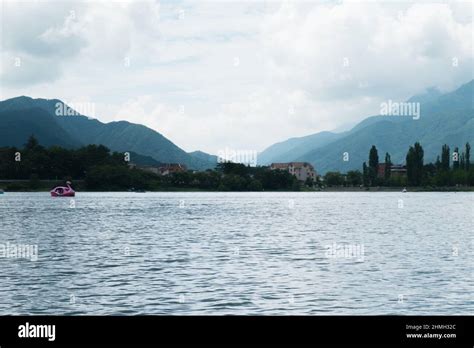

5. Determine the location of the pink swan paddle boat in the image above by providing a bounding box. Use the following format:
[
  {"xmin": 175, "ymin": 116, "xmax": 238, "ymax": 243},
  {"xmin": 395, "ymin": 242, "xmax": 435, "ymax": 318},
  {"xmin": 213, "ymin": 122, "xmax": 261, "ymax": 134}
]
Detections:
[{"xmin": 50, "ymin": 181, "xmax": 75, "ymax": 197}]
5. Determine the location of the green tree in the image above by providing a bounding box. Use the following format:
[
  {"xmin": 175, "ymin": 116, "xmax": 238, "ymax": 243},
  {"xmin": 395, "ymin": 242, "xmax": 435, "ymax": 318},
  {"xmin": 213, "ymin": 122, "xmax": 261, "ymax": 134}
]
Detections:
[
  {"xmin": 406, "ymin": 142, "xmax": 424, "ymax": 186},
  {"xmin": 248, "ymin": 179, "xmax": 263, "ymax": 191},
  {"xmin": 171, "ymin": 171, "xmax": 192, "ymax": 187},
  {"xmin": 346, "ymin": 170, "xmax": 362, "ymax": 186},
  {"xmin": 324, "ymin": 171, "xmax": 344, "ymax": 186},
  {"xmin": 304, "ymin": 177, "xmax": 314, "ymax": 188},
  {"xmin": 368, "ymin": 145, "xmax": 379, "ymax": 186},
  {"xmin": 441, "ymin": 144, "xmax": 450, "ymax": 171},
  {"xmin": 221, "ymin": 174, "xmax": 247, "ymax": 191},
  {"xmin": 384, "ymin": 152, "xmax": 392, "ymax": 182},
  {"xmin": 25, "ymin": 135, "xmax": 40, "ymax": 150},
  {"xmin": 423, "ymin": 163, "xmax": 436, "ymax": 186},
  {"xmin": 254, "ymin": 168, "xmax": 296, "ymax": 190},
  {"xmin": 362, "ymin": 162, "xmax": 369, "ymax": 187},
  {"xmin": 216, "ymin": 162, "xmax": 248, "ymax": 176},
  {"xmin": 453, "ymin": 147, "xmax": 460, "ymax": 170},
  {"xmin": 23, "ymin": 138, "xmax": 49, "ymax": 179},
  {"xmin": 435, "ymin": 155, "xmax": 441, "ymax": 170},
  {"xmin": 465, "ymin": 142, "xmax": 470, "ymax": 170},
  {"xmin": 85, "ymin": 165, "xmax": 133, "ymax": 190},
  {"xmin": 460, "ymin": 152, "xmax": 465, "ymax": 170},
  {"xmin": 452, "ymin": 169, "xmax": 467, "ymax": 186}
]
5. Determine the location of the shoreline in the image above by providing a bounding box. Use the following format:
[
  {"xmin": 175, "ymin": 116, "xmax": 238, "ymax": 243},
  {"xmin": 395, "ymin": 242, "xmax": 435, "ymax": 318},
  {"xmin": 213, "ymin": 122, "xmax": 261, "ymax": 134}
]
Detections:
[{"xmin": 1, "ymin": 187, "xmax": 473, "ymax": 193}]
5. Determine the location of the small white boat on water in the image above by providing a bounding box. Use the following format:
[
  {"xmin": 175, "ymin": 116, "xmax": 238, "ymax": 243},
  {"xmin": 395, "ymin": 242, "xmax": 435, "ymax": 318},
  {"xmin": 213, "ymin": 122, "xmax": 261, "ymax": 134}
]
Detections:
[{"xmin": 402, "ymin": 188, "xmax": 407, "ymax": 193}]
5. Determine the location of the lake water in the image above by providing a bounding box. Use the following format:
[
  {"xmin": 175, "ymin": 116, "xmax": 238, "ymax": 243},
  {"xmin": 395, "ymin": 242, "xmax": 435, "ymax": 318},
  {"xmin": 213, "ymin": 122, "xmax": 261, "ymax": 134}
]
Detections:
[{"xmin": 0, "ymin": 192, "xmax": 472, "ymax": 315}]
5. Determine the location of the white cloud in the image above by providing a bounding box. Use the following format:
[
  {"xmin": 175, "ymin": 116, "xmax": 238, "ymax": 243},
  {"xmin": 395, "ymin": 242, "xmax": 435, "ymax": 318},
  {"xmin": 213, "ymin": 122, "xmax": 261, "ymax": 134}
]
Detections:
[{"xmin": 1, "ymin": 0, "xmax": 472, "ymax": 154}]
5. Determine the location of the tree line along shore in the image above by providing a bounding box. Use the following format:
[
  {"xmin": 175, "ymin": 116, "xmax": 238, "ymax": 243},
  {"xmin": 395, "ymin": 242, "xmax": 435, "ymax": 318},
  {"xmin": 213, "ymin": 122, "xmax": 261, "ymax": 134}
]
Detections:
[{"xmin": 0, "ymin": 136, "xmax": 473, "ymax": 192}]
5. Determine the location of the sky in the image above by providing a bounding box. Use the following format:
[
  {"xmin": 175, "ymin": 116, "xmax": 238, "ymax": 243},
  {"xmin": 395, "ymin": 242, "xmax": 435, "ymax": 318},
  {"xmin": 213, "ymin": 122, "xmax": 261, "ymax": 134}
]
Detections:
[{"xmin": 1, "ymin": 0, "xmax": 473, "ymax": 155}]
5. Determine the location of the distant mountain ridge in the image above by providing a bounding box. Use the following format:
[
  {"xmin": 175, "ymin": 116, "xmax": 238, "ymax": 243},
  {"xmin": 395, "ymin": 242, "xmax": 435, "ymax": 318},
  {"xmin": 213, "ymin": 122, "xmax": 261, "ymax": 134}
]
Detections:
[
  {"xmin": 257, "ymin": 131, "xmax": 346, "ymax": 165},
  {"xmin": 2, "ymin": 79, "xmax": 472, "ymax": 174},
  {"xmin": 258, "ymin": 79, "xmax": 474, "ymax": 174},
  {"xmin": 0, "ymin": 96, "xmax": 217, "ymax": 170},
  {"xmin": 188, "ymin": 150, "xmax": 219, "ymax": 164}
]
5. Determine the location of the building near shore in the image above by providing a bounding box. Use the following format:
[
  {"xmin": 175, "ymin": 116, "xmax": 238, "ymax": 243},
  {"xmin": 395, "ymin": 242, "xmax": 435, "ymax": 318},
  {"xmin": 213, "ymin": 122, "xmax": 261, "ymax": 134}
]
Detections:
[
  {"xmin": 270, "ymin": 162, "xmax": 317, "ymax": 182},
  {"xmin": 377, "ymin": 163, "xmax": 407, "ymax": 178},
  {"xmin": 129, "ymin": 163, "xmax": 187, "ymax": 176},
  {"xmin": 158, "ymin": 163, "xmax": 187, "ymax": 176},
  {"xmin": 389, "ymin": 164, "xmax": 407, "ymax": 178}
]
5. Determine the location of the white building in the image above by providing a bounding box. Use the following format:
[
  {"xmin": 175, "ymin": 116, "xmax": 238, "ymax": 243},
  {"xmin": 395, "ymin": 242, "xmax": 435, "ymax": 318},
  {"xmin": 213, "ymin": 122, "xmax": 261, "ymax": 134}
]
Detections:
[{"xmin": 270, "ymin": 162, "xmax": 317, "ymax": 182}]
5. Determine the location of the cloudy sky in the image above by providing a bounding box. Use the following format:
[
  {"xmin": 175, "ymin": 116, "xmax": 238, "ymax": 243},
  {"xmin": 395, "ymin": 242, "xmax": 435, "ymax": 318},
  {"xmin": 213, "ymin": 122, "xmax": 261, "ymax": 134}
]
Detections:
[{"xmin": 1, "ymin": 0, "xmax": 472, "ymax": 154}]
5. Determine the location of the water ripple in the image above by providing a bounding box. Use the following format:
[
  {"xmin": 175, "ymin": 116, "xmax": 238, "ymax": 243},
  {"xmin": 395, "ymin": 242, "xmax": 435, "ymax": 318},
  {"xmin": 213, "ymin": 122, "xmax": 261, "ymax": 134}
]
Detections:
[{"xmin": 0, "ymin": 192, "xmax": 472, "ymax": 315}]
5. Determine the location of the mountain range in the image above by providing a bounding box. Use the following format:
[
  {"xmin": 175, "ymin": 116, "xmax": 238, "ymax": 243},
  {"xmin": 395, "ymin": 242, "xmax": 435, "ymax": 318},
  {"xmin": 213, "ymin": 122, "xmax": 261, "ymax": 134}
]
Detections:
[
  {"xmin": 0, "ymin": 97, "xmax": 217, "ymax": 170},
  {"xmin": 258, "ymin": 80, "xmax": 474, "ymax": 173},
  {"xmin": 0, "ymin": 79, "xmax": 472, "ymax": 174}
]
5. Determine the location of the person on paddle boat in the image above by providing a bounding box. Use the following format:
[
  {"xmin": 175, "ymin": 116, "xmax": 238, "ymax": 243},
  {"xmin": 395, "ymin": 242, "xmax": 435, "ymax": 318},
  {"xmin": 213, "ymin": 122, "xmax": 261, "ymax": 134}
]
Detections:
[{"xmin": 50, "ymin": 181, "xmax": 75, "ymax": 197}]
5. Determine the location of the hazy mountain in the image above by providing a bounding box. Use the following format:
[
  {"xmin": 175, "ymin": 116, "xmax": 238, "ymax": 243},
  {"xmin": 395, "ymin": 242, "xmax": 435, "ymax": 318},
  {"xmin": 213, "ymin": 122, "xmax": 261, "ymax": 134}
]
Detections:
[
  {"xmin": 406, "ymin": 87, "xmax": 442, "ymax": 104},
  {"xmin": 0, "ymin": 96, "xmax": 216, "ymax": 170},
  {"xmin": 258, "ymin": 131, "xmax": 345, "ymax": 165},
  {"xmin": 188, "ymin": 150, "xmax": 219, "ymax": 167},
  {"xmin": 259, "ymin": 80, "xmax": 474, "ymax": 174}
]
